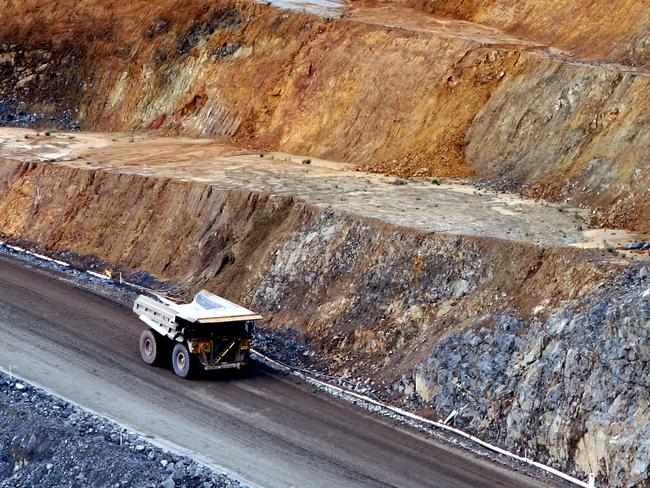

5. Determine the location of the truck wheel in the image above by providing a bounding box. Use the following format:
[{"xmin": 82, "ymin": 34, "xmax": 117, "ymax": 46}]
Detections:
[
  {"xmin": 139, "ymin": 329, "xmax": 165, "ymax": 366},
  {"xmin": 172, "ymin": 343, "xmax": 196, "ymax": 379}
]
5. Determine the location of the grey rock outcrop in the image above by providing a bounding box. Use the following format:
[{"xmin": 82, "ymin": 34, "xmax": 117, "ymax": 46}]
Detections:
[{"xmin": 414, "ymin": 264, "xmax": 650, "ymax": 487}]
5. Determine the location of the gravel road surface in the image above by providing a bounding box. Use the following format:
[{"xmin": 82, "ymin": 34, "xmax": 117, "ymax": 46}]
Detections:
[{"xmin": 0, "ymin": 255, "xmax": 552, "ymax": 488}]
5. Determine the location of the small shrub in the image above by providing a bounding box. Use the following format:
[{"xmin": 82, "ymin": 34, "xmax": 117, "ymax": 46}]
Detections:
[
  {"xmin": 24, "ymin": 134, "xmax": 30, "ymax": 139},
  {"xmin": 302, "ymin": 159, "xmax": 311, "ymax": 165},
  {"xmin": 431, "ymin": 178, "xmax": 441, "ymax": 185},
  {"xmin": 259, "ymin": 154, "xmax": 265, "ymax": 158},
  {"xmin": 44, "ymin": 131, "xmax": 51, "ymax": 136}
]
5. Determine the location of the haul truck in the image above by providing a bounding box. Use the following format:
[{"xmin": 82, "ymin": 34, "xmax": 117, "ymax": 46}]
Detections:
[{"xmin": 133, "ymin": 290, "xmax": 261, "ymax": 378}]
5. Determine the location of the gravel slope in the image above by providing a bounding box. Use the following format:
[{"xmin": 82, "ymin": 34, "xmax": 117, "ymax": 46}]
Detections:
[{"xmin": 0, "ymin": 373, "xmax": 242, "ymax": 488}]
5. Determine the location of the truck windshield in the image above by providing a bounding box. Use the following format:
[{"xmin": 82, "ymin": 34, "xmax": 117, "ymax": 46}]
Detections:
[{"xmin": 194, "ymin": 291, "xmax": 226, "ymax": 311}]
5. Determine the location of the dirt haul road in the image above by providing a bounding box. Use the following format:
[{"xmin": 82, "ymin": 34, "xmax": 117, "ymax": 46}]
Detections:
[{"xmin": 0, "ymin": 254, "xmax": 555, "ymax": 488}]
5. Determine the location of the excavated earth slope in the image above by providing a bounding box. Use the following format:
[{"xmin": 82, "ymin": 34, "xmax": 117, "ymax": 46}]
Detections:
[
  {"xmin": 0, "ymin": 130, "xmax": 649, "ymax": 487},
  {"xmin": 0, "ymin": 0, "xmax": 648, "ymax": 234}
]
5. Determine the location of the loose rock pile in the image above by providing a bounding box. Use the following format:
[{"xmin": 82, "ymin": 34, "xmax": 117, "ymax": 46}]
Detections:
[
  {"xmin": 0, "ymin": 42, "xmax": 80, "ymax": 130},
  {"xmin": 0, "ymin": 374, "xmax": 243, "ymax": 488},
  {"xmin": 0, "ymin": 96, "xmax": 78, "ymax": 131}
]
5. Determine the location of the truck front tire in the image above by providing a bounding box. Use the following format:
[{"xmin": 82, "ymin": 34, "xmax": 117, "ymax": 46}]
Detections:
[
  {"xmin": 139, "ymin": 329, "xmax": 165, "ymax": 366},
  {"xmin": 172, "ymin": 343, "xmax": 196, "ymax": 379}
]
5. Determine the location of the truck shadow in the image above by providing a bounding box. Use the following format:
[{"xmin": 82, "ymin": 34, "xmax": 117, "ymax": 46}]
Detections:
[{"xmin": 190, "ymin": 362, "xmax": 264, "ymax": 382}]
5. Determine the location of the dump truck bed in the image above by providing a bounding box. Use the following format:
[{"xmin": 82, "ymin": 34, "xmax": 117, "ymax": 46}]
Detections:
[{"xmin": 133, "ymin": 290, "xmax": 262, "ymax": 337}]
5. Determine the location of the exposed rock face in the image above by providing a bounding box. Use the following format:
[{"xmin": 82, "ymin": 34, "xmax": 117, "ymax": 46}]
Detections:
[
  {"xmin": 1, "ymin": 1, "xmax": 500, "ymax": 177},
  {"xmin": 0, "ymin": 96, "xmax": 78, "ymax": 130},
  {"xmin": 2, "ymin": 160, "xmax": 648, "ymax": 485},
  {"xmin": 415, "ymin": 265, "xmax": 650, "ymax": 486},
  {"xmin": 398, "ymin": 0, "xmax": 650, "ymax": 69},
  {"xmin": 466, "ymin": 52, "xmax": 650, "ymax": 235}
]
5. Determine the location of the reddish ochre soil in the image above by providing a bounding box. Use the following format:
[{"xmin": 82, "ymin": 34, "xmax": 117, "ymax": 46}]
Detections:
[{"xmin": 1, "ymin": 0, "xmax": 648, "ymax": 234}]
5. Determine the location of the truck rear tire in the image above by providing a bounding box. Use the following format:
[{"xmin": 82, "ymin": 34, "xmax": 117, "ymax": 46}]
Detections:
[
  {"xmin": 172, "ymin": 343, "xmax": 196, "ymax": 379},
  {"xmin": 139, "ymin": 329, "xmax": 165, "ymax": 366}
]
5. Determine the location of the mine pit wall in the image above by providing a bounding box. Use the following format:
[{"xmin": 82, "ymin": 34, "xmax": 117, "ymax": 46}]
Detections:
[
  {"xmin": 0, "ymin": 0, "xmax": 510, "ymax": 177},
  {"xmin": 1, "ymin": 160, "xmax": 649, "ymax": 486},
  {"xmin": 466, "ymin": 51, "xmax": 650, "ymax": 236},
  {"xmin": 1, "ymin": 0, "xmax": 650, "ymax": 233},
  {"xmin": 385, "ymin": 0, "xmax": 650, "ymax": 70}
]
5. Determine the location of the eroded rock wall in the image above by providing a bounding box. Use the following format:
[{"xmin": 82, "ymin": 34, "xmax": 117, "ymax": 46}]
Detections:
[
  {"xmin": 386, "ymin": 0, "xmax": 650, "ymax": 69},
  {"xmin": 0, "ymin": 0, "xmax": 518, "ymax": 177},
  {"xmin": 417, "ymin": 266, "xmax": 650, "ymax": 486},
  {"xmin": 2, "ymin": 0, "xmax": 648, "ymax": 232}
]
